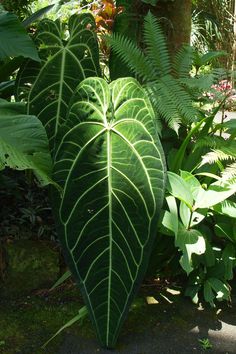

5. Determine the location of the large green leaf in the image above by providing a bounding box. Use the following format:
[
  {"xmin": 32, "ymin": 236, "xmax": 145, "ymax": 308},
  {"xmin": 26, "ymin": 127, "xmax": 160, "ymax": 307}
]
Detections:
[
  {"xmin": 16, "ymin": 13, "xmax": 101, "ymax": 151},
  {"xmin": 53, "ymin": 77, "xmax": 166, "ymax": 348},
  {"xmin": 167, "ymin": 171, "xmax": 193, "ymax": 209},
  {"xmin": 195, "ymin": 179, "xmax": 236, "ymax": 209},
  {"xmin": 175, "ymin": 225, "xmax": 206, "ymax": 275},
  {"xmin": 0, "ymin": 11, "xmax": 40, "ymax": 61},
  {"xmin": 222, "ymin": 244, "xmax": 236, "ymax": 280},
  {"xmin": 204, "ymin": 278, "xmax": 230, "ymax": 306},
  {"xmin": 165, "ymin": 196, "xmax": 178, "ymax": 236},
  {"xmin": 0, "ymin": 99, "xmax": 52, "ymax": 185}
]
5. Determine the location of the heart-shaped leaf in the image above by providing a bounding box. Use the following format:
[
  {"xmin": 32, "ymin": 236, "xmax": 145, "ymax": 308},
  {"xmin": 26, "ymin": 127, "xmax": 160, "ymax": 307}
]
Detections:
[
  {"xmin": 16, "ymin": 13, "xmax": 101, "ymax": 151},
  {"xmin": 53, "ymin": 77, "xmax": 166, "ymax": 348}
]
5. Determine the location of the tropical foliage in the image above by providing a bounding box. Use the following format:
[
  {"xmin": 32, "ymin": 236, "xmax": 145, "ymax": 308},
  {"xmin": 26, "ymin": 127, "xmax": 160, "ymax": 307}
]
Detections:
[
  {"xmin": 13, "ymin": 11, "xmax": 166, "ymax": 348},
  {"xmin": 0, "ymin": 99, "xmax": 52, "ymax": 185},
  {"xmin": 0, "ymin": 9, "xmax": 52, "ymax": 184},
  {"xmin": 16, "ymin": 12, "xmax": 101, "ymax": 151},
  {"xmin": 108, "ymin": 12, "xmax": 221, "ymax": 133},
  {"xmin": 1, "ymin": 1, "xmax": 236, "ymax": 350},
  {"xmin": 162, "ymin": 170, "xmax": 236, "ymax": 306},
  {"xmin": 52, "ymin": 77, "xmax": 165, "ymax": 347}
]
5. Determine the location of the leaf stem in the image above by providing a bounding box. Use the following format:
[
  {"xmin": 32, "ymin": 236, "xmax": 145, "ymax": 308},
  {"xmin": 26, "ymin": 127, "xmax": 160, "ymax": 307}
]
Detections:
[{"xmin": 187, "ymin": 209, "xmax": 194, "ymax": 230}]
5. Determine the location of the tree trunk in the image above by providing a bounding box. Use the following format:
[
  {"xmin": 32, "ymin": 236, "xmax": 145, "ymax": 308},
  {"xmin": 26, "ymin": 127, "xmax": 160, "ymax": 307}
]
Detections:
[
  {"xmin": 232, "ymin": 0, "xmax": 236, "ymax": 87},
  {"xmin": 152, "ymin": 0, "xmax": 192, "ymax": 56},
  {"xmin": 110, "ymin": 0, "xmax": 192, "ymax": 79}
]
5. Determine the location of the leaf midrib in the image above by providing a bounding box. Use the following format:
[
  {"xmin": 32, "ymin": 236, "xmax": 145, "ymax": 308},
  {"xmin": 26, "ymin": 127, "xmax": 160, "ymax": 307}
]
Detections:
[{"xmin": 106, "ymin": 127, "xmax": 112, "ymax": 346}]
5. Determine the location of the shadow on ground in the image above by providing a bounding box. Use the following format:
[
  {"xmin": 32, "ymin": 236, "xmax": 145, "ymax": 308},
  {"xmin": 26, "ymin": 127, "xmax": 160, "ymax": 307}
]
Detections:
[
  {"xmin": 58, "ymin": 287, "xmax": 236, "ymax": 354},
  {"xmin": 0, "ymin": 283, "xmax": 235, "ymax": 354}
]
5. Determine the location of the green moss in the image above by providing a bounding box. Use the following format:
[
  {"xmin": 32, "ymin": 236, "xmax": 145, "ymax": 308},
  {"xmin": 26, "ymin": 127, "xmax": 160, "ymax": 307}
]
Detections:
[
  {"xmin": 0, "ymin": 285, "xmax": 93, "ymax": 354},
  {"xmin": 0, "ymin": 240, "xmax": 59, "ymax": 298},
  {"xmin": 0, "ymin": 281, "xmax": 185, "ymax": 353}
]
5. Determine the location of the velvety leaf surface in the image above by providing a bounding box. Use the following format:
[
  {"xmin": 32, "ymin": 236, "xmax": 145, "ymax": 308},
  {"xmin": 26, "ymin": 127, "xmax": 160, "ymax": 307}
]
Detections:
[
  {"xmin": 16, "ymin": 13, "xmax": 101, "ymax": 151},
  {"xmin": 53, "ymin": 77, "xmax": 166, "ymax": 348}
]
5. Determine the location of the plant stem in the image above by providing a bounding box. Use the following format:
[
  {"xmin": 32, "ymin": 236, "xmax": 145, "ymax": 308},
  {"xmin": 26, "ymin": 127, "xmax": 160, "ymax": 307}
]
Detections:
[{"xmin": 187, "ymin": 209, "xmax": 194, "ymax": 230}]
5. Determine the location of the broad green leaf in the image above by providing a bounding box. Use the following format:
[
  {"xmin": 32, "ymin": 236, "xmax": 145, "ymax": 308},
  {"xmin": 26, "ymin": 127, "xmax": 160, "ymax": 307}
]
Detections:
[
  {"xmin": 203, "ymin": 280, "xmax": 215, "ymax": 307},
  {"xmin": 191, "ymin": 208, "xmax": 208, "ymax": 227},
  {"xmin": 222, "ymin": 244, "xmax": 236, "ymax": 280},
  {"xmin": 53, "ymin": 77, "xmax": 166, "ymax": 348},
  {"xmin": 0, "ymin": 99, "xmax": 52, "ymax": 185},
  {"xmin": 0, "ymin": 11, "xmax": 40, "ymax": 61},
  {"xmin": 181, "ymin": 170, "xmax": 200, "ymax": 187},
  {"xmin": 171, "ymin": 117, "xmax": 207, "ymax": 173},
  {"xmin": 195, "ymin": 51, "xmax": 226, "ymax": 67},
  {"xmin": 167, "ymin": 172, "xmax": 193, "ymax": 209},
  {"xmin": 179, "ymin": 202, "xmax": 191, "ymax": 228},
  {"xmin": 179, "ymin": 202, "xmax": 207, "ymax": 228},
  {"xmin": 166, "ymin": 196, "xmax": 178, "ymax": 236},
  {"xmin": 180, "ymin": 170, "xmax": 205, "ymax": 200},
  {"xmin": 16, "ymin": 13, "xmax": 101, "ymax": 151},
  {"xmin": 185, "ymin": 284, "xmax": 200, "ymax": 304},
  {"xmin": 176, "ymin": 225, "xmax": 206, "ymax": 275},
  {"xmin": 207, "ymin": 278, "xmax": 230, "ymax": 303},
  {"xmin": 195, "ymin": 179, "xmax": 236, "ymax": 209},
  {"xmin": 160, "ymin": 210, "xmax": 176, "ymax": 236},
  {"xmin": 203, "ymin": 241, "xmax": 215, "ymax": 268}
]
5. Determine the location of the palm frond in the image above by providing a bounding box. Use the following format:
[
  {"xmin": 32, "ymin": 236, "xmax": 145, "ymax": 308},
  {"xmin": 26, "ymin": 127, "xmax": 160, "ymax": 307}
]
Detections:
[
  {"xmin": 108, "ymin": 33, "xmax": 155, "ymax": 82},
  {"xmin": 143, "ymin": 11, "xmax": 170, "ymax": 77}
]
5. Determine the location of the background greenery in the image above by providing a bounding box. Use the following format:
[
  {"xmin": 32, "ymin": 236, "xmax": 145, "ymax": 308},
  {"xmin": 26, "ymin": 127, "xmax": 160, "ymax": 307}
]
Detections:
[{"xmin": 0, "ymin": 0, "xmax": 236, "ymax": 351}]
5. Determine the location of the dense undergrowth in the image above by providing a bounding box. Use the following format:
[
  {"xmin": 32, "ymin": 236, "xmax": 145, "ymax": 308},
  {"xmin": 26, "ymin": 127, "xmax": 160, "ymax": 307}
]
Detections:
[{"xmin": 0, "ymin": 0, "xmax": 236, "ymax": 350}]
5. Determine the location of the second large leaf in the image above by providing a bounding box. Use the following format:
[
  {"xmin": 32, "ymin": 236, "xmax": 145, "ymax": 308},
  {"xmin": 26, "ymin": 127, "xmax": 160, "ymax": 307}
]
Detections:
[
  {"xmin": 16, "ymin": 13, "xmax": 100, "ymax": 151},
  {"xmin": 53, "ymin": 77, "xmax": 166, "ymax": 348}
]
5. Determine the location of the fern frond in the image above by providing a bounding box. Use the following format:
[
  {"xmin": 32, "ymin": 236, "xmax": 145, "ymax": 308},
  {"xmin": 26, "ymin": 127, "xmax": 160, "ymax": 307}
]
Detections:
[
  {"xmin": 199, "ymin": 150, "xmax": 236, "ymax": 167},
  {"xmin": 145, "ymin": 84, "xmax": 181, "ymax": 132},
  {"xmin": 173, "ymin": 45, "xmax": 193, "ymax": 78},
  {"xmin": 109, "ymin": 12, "xmax": 219, "ymax": 133},
  {"xmin": 143, "ymin": 12, "xmax": 170, "ymax": 76},
  {"xmin": 194, "ymin": 135, "xmax": 221, "ymax": 150},
  {"xmin": 195, "ymin": 136, "xmax": 236, "ymax": 158},
  {"xmin": 221, "ymin": 162, "xmax": 236, "ymax": 181},
  {"xmin": 108, "ymin": 33, "xmax": 155, "ymax": 82},
  {"xmin": 180, "ymin": 74, "xmax": 215, "ymax": 92},
  {"xmin": 200, "ymin": 149, "xmax": 235, "ymax": 167},
  {"xmin": 146, "ymin": 75, "xmax": 198, "ymax": 132}
]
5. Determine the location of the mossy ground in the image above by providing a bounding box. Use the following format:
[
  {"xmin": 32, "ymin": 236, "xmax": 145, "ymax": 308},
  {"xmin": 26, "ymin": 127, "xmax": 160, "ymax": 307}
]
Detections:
[
  {"xmin": 0, "ymin": 284, "xmax": 90, "ymax": 354},
  {"xmin": 0, "ymin": 281, "xmax": 235, "ymax": 354},
  {"xmin": 0, "ymin": 281, "xmax": 181, "ymax": 354}
]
